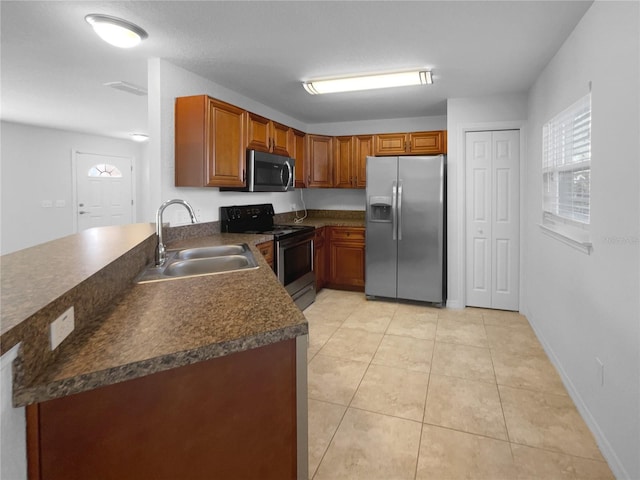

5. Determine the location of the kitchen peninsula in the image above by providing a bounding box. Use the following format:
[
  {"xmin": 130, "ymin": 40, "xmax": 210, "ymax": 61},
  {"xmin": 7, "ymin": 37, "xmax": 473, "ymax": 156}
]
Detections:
[{"xmin": 1, "ymin": 223, "xmax": 308, "ymax": 480}]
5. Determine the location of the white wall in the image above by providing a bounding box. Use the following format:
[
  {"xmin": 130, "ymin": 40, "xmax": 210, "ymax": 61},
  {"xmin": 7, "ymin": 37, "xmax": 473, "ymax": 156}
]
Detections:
[
  {"xmin": 0, "ymin": 121, "xmax": 144, "ymax": 255},
  {"xmin": 145, "ymin": 59, "xmax": 309, "ymax": 226},
  {"xmin": 523, "ymin": 2, "xmax": 639, "ymax": 478},
  {"xmin": 1, "ymin": 346, "xmax": 26, "ymax": 480},
  {"xmin": 308, "ymin": 115, "xmax": 446, "ymax": 137},
  {"xmin": 445, "ymin": 93, "xmax": 528, "ymax": 308}
]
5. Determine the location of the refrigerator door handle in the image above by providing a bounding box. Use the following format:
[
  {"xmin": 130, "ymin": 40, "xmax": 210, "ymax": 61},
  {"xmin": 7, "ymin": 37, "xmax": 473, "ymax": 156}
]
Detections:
[
  {"xmin": 392, "ymin": 181, "xmax": 398, "ymax": 240},
  {"xmin": 397, "ymin": 180, "xmax": 403, "ymax": 241}
]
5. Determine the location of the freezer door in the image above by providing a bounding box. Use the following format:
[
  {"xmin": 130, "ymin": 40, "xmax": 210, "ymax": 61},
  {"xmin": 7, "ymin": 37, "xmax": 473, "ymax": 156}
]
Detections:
[
  {"xmin": 397, "ymin": 155, "xmax": 445, "ymax": 303},
  {"xmin": 365, "ymin": 156, "xmax": 398, "ymax": 298}
]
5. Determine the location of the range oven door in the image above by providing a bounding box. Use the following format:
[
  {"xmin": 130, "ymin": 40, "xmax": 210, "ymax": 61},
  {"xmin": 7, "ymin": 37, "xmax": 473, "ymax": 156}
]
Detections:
[{"xmin": 277, "ymin": 231, "xmax": 316, "ymax": 310}]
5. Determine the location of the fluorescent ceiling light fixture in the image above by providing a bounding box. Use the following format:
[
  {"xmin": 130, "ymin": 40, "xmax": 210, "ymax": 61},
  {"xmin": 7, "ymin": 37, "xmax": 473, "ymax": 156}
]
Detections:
[
  {"xmin": 303, "ymin": 70, "xmax": 433, "ymax": 95},
  {"xmin": 130, "ymin": 133, "xmax": 149, "ymax": 142},
  {"xmin": 104, "ymin": 81, "xmax": 148, "ymax": 96},
  {"xmin": 85, "ymin": 14, "xmax": 148, "ymax": 48}
]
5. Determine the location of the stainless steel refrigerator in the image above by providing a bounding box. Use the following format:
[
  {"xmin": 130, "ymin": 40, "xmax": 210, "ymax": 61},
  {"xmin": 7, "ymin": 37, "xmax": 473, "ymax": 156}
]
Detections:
[{"xmin": 365, "ymin": 155, "xmax": 446, "ymax": 304}]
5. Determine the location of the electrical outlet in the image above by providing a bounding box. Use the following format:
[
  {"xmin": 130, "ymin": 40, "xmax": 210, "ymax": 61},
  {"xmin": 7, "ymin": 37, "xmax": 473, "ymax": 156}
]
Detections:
[{"xmin": 50, "ymin": 306, "xmax": 75, "ymax": 350}]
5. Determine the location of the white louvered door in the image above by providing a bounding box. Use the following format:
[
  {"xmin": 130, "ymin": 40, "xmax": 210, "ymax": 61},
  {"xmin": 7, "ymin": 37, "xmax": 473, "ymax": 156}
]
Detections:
[{"xmin": 465, "ymin": 130, "xmax": 520, "ymax": 311}]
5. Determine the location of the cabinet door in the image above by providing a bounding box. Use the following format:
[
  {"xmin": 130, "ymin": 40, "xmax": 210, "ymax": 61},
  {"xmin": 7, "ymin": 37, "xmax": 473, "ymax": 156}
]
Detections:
[
  {"xmin": 328, "ymin": 227, "xmax": 365, "ymax": 290},
  {"xmin": 314, "ymin": 227, "xmax": 326, "ymax": 291},
  {"xmin": 207, "ymin": 99, "xmax": 246, "ymax": 187},
  {"xmin": 333, "ymin": 136, "xmax": 354, "ymax": 188},
  {"xmin": 246, "ymin": 112, "xmax": 271, "ymax": 153},
  {"xmin": 374, "ymin": 133, "xmax": 407, "ymax": 155},
  {"xmin": 176, "ymin": 95, "xmax": 245, "ymax": 187},
  {"xmin": 290, "ymin": 129, "xmax": 306, "ymax": 188},
  {"xmin": 256, "ymin": 241, "xmax": 275, "ymax": 271},
  {"xmin": 175, "ymin": 95, "xmax": 207, "ymax": 187},
  {"xmin": 354, "ymin": 135, "xmax": 373, "ymax": 188},
  {"xmin": 306, "ymin": 135, "xmax": 333, "ymax": 188},
  {"xmin": 409, "ymin": 131, "xmax": 445, "ymax": 154},
  {"xmin": 271, "ymin": 121, "xmax": 291, "ymax": 157}
]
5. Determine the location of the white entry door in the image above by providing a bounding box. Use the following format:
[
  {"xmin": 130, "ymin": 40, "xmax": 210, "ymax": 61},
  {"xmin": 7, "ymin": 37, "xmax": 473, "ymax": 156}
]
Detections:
[
  {"xmin": 465, "ymin": 130, "xmax": 520, "ymax": 310},
  {"xmin": 75, "ymin": 152, "xmax": 133, "ymax": 231}
]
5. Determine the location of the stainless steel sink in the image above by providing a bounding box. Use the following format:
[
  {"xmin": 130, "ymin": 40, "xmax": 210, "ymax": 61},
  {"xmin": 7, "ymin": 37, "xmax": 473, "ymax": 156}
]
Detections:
[
  {"xmin": 137, "ymin": 243, "xmax": 258, "ymax": 283},
  {"xmin": 165, "ymin": 255, "xmax": 254, "ymax": 277},
  {"xmin": 175, "ymin": 244, "xmax": 247, "ymax": 260}
]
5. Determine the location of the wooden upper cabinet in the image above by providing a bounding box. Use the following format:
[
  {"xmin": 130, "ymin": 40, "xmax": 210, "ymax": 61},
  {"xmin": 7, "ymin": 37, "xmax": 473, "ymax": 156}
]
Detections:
[
  {"xmin": 245, "ymin": 112, "xmax": 291, "ymax": 156},
  {"xmin": 289, "ymin": 129, "xmax": 306, "ymax": 188},
  {"xmin": 409, "ymin": 130, "xmax": 445, "ymax": 154},
  {"xmin": 333, "ymin": 135, "xmax": 372, "ymax": 189},
  {"xmin": 306, "ymin": 135, "xmax": 333, "ymax": 188},
  {"xmin": 374, "ymin": 133, "xmax": 407, "ymax": 155},
  {"xmin": 333, "ymin": 136, "xmax": 354, "ymax": 188},
  {"xmin": 354, "ymin": 135, "xmax": 373, "ymax": 188},
  {"xmin": 373, "ymin": 130, "xmax": 446, "ymax": 156},
  {"xmin": 271, "ymin": 121, "xmax": 290, "ymax": 156},
  {"xmin": 175, "ymin": 95, "xmax": 245, "ymax": 188}
]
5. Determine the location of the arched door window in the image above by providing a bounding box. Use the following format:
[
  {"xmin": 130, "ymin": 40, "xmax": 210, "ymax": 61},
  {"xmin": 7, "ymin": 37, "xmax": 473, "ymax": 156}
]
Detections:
[{"xmin": 87, "ymin": 164, "xmax": 123, "ymax": 178}]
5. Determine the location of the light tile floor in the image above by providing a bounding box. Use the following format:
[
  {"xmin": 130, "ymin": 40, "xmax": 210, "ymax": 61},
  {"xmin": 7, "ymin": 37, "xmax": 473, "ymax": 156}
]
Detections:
[{"xmin": 304, "ymin": 289, "xmax": 614, "ymax": 480}]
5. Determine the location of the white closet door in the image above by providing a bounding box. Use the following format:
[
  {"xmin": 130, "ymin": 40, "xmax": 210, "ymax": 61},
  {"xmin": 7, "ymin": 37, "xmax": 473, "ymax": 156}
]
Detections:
[{"xmin": 465, "ymin": 130, "xmax": 520, "ymax": 311}]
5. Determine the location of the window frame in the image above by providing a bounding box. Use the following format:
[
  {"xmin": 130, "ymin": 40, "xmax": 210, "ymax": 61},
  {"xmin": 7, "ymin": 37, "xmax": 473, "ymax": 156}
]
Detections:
[{"xmin": 539, "ymin": 92, "xmax": 593, "ymax": 254}]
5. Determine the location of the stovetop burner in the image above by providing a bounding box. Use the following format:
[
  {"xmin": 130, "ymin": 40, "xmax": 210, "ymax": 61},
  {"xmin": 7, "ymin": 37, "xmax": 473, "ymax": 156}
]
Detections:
[{"xmin": 220, "ymin": 204, "xmax": 314, "ymax": 239}]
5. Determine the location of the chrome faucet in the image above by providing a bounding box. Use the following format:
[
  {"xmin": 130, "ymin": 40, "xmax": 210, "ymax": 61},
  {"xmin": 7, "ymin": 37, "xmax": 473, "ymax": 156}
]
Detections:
[{"xmin": 155, "ymin": 199, "xmax": 197, "ymax": 266}]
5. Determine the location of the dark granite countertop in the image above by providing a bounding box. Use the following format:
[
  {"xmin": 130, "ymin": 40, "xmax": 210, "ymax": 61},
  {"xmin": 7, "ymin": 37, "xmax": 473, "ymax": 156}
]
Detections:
[
  {"xmin": 3, "ymin": 226, "xmax": 307, "ymax": 407},
  {"xmin": 276, "ymin": 209, "xmax": 365, "ymax": 229}
]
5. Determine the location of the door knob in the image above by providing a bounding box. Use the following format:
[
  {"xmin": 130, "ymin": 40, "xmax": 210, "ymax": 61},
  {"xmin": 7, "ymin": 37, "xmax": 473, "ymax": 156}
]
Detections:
[{"xmin": 478, "ymin": 228, "xmax": 483, "ymax": 234}]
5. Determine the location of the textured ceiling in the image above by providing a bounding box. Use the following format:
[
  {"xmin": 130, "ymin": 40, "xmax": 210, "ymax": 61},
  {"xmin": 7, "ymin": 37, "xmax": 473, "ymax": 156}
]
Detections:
[{"xmin": 1, "ymin": 1, "xmax": 592, "ymax": 139}]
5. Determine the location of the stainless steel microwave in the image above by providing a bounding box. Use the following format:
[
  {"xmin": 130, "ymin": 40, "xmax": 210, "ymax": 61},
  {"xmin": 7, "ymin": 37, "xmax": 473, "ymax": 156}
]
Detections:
[{"xmin": 221, "ymin": 150, "xmax": 295, "ymax": 192}]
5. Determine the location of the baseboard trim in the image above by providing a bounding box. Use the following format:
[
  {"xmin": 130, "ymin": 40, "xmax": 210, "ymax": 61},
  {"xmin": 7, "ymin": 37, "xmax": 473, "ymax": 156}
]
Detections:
[{"xmin": 526, "ymin": 313, "xmax": 630, "ymax": 480}]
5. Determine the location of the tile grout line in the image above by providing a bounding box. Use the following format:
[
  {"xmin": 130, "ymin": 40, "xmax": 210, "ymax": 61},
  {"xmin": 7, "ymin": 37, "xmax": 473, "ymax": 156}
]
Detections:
[
  {"xmin": 487, "ymin": 314, "xmax": 515, "ymax": 464},
  {"xmin": 414, "ymin": 315, "xmax": 439, "ymax": 480},
  {"xmin": 310, "ymin": 306, "xmax": 394, "ymax": 479}
]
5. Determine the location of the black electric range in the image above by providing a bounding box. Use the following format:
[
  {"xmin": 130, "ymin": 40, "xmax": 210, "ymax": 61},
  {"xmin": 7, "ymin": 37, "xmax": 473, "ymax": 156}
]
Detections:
[
  {"xmin": 220, "ymin": 204, "xmax": 316, "ymax": 310},
  {"xmin": 220, "ymin": 204, "xmax": 314, "ymax": 238}
]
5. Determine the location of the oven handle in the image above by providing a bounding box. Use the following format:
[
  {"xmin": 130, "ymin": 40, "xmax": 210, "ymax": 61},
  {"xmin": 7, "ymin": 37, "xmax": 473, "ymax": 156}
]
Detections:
[{"xmin": 277, "ymin": 232, "xmax": 314, "ymax": 249}]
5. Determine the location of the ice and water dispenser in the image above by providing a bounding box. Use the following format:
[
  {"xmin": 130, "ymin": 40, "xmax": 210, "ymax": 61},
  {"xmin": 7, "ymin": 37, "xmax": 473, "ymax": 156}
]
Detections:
[{"xmin": 368, "ymin": 196, "xmax": 392, "ymax": 222}]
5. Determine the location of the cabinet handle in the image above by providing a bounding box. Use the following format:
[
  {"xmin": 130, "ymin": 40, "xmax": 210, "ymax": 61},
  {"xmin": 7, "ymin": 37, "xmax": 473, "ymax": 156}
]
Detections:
[
  {"xmin": 242, "ymin": 169, "xmax": 246, "ymax": 182},
  {"xmin": 307, "ymin": 175, "xmax": 311, "ymax": 185}
]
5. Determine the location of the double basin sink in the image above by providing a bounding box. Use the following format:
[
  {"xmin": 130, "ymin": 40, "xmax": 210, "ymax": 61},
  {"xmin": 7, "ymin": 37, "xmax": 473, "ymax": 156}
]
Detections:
[{"xmin": 137, "ymin": 244, "xmax": 259, "ymax": 283}]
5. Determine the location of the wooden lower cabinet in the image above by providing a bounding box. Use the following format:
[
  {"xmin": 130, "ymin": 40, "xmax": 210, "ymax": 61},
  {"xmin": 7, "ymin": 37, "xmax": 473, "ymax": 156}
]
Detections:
[
  {"xmin": 26, "ymin": 340, "xmax": 298, "ymax": 480},
  {"xmin": 327, "ymin": 227, "xmax": 365, "ymax": 291},
  {"xmin": 256, "ymin": 240, "xmax": 275, "ymax": 271},
  {"xmin": 314, "ymin": 227, "xmax": 327, "ymax": 291}
]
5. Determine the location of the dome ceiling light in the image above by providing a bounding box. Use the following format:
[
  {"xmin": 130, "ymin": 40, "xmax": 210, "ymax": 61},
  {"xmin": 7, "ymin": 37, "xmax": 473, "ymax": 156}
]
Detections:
[
  {"xmin": 85, "ymin": 14, "xmax": 148, "ymax": 48},
  {"xmin": 303, "ymin": 70, "xmax": 433, "ymax": 95}
]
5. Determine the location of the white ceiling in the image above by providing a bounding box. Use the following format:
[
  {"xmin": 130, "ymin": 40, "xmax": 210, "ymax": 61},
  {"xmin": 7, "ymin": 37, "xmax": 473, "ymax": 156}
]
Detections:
[{"xmin": 1, "ymin": 1, "xmax": 592, "ymax": 140}]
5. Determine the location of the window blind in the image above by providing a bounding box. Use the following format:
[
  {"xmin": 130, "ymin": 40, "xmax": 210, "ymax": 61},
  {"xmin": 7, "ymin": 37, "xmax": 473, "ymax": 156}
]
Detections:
[{"xmin": 542, "ymin": 93, "xmax": 591, "ymax": 225}]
